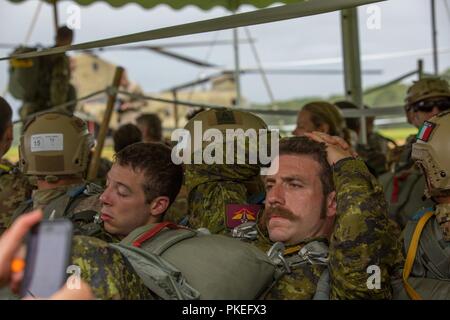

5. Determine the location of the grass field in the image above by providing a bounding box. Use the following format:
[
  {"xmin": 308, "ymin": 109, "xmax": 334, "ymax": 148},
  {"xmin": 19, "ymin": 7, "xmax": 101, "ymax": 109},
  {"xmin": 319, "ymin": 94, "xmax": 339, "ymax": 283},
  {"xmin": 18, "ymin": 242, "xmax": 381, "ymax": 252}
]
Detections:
[
  {"xmin": 4, "ymin": 127, "xmax": 417, "ymax": 164},
  {"xmin": 377, "ymin": 127, "xmax": 417, "ymax": 143}
]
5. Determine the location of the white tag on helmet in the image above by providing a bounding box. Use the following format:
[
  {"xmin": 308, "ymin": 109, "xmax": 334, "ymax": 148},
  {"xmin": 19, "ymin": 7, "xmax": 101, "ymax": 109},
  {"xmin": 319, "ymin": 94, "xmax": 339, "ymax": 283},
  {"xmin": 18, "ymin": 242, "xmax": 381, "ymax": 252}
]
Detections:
[{"xmin": 30, "ymin": 134, "xmax": 64, "ymax": 152}]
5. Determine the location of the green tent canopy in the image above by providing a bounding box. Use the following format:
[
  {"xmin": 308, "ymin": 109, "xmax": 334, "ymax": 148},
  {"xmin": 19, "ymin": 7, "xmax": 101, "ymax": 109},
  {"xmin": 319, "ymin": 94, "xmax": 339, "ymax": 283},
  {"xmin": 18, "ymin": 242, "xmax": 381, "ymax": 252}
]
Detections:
[{"xmin": 5, "ymin": 0, "xmax": 305, "ymax": 10}]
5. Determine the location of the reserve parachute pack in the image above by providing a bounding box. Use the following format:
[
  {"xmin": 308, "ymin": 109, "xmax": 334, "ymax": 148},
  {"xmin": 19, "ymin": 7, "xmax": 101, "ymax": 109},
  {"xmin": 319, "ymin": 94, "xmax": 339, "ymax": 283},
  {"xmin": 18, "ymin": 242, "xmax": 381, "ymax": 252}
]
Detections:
[
  {"xmin": 8, "ymin": 46, "xmax": 51, "ymax": 101},
  {"xmin": 398, "ymin": 211, "xmax": 450, "ymax": 300},
  {"xmin": 110, "ymin": 222, "xmax": 277, "ymax": 300}
]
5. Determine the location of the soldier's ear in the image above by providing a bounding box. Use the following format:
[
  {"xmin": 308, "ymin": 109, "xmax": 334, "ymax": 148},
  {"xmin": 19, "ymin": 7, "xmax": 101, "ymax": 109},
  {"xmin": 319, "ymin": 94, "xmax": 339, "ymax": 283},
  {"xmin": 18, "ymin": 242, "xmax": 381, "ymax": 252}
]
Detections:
[
  {"xmin": 325, "ymin": 191, "xmax": 337, "ymax": 218},
  {"xmin": 149, "ymin": 196, "xmax": 170, "ymax": 218}
]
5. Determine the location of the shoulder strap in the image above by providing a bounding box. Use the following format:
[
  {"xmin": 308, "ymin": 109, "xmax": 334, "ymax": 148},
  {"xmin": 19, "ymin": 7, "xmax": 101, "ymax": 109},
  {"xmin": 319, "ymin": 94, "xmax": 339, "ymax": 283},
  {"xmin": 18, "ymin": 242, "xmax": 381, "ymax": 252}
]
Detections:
[
  {"xmin": 132, "ymin": 222, "xmax": 183, "ymax": 247},
  {"xmin": 403, "ymin": 211, "xmax": 434, "ymax": 300},
  {"xmin": 313, "ymin": 269, "xmax": 330, "ymax": 300},
  {"xmin": 43, "ymin": 185, "xmax": 87, "ymax": 220}
]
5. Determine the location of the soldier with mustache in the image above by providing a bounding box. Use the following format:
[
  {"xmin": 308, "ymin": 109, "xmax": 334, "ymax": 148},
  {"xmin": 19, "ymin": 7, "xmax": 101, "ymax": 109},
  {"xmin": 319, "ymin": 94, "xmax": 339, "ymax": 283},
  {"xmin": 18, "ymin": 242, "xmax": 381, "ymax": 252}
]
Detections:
[{"xmin": 235, "ymin": 133, "xmax": 403, "ymax": 299}]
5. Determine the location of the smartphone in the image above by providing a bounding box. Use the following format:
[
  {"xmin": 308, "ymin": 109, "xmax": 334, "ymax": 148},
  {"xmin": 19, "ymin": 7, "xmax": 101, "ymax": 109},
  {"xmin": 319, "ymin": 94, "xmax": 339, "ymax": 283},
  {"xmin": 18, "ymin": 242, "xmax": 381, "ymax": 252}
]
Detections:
[{"xmin": 20, "ymin": 219, "xmax": 73, "ymax": 298}]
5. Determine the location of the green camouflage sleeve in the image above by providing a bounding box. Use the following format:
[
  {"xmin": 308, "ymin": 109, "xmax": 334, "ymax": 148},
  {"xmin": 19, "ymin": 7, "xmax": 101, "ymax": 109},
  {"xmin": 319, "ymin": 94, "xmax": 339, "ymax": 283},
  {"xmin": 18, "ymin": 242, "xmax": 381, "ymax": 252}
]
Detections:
[
  {"xmin": 264, "ymin": 265, "xmax": 326, "ymax": 300},
  {"xmin": 71, "ymin": 235, "xmax": 152, "ymax": 300},
  {"xmin": 49, "ymin": 54, "xmax": 71, "ymax": 107},
  {"xmin": 188, "ymin": 182, "xmax": 247, "ymax": 234},
  {"xmin": 329, "ymin": 158, "xmax": 404, "ymax": 300},
  {"xmin": 0, "ymin": 169, "xmax": 34, "ymax": 235}
]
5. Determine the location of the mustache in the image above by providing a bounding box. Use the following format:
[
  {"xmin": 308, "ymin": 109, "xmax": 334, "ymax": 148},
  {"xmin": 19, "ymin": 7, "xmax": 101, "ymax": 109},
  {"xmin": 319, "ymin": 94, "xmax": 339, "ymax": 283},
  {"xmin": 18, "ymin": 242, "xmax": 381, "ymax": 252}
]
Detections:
[{"xmin": 265, "ymin": 206, "xmax": 296, "ymax": 221}]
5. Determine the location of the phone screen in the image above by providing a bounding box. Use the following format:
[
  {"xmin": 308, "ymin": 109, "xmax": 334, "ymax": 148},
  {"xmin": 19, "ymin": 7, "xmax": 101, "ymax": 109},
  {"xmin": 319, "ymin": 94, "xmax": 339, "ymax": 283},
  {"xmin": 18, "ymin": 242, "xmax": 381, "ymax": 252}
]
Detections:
[{"xmin": 21, "ymin": 220, "xmax": 73, "ymax": 298}]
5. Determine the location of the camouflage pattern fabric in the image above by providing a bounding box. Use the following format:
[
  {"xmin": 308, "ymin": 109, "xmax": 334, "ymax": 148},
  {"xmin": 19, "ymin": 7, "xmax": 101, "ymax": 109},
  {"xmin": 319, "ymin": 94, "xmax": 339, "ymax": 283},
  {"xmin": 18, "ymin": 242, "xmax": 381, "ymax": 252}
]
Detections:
[
  {"xmin": 164, "ymin": 185, "xmax": 189, "ymax": 224},
  {"xmin": 49, "ymin": 54, "xmax": 72, "ymax": 109},
  {"xmin": 185, "ymin": 162, "xmax": 264, "ymax": 234},
  {"xmin": 252, "ymin": 234, "xmax": 327, "ymax": 300},
  {"xmin": 70, "ymin": 235, "xmax": 153, "ymax": 300},
  {"xmin": 329, "ymin": 158, "xmax": 403, "ymax": 299},
  {"xmin": 19, "ymin": 53, "xmax": 75, "ymax": 121},
  {"xmin": 0, "ymin": 160, "xmax": 34, "ymax": 235},
  {"xmin": 435, "ymin": 203, "xmax": 450, "ymax": 241}
]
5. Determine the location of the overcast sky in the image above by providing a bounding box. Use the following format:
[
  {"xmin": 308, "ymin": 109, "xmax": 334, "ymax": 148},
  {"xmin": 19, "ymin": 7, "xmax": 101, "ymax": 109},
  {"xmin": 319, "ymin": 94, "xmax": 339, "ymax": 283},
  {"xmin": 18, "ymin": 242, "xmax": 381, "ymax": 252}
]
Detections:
[{"xmin": 1, "ymin": 0, "xmax": 449, "ymax": 119}]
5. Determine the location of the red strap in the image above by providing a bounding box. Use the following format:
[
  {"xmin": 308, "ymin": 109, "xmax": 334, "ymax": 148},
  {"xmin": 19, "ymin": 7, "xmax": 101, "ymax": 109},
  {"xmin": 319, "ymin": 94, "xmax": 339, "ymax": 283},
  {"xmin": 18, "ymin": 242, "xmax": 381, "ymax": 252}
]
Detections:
[
  {"xmin": 391, "ymin": 172, "xmax": 410, "ymax": 203},
  {"xmin": 391, "ymin": 175, "xmax": 400, "ymax": 203},
  {"xmin": 132, "ymin": 222, "xmax": 182, "ymax": 247}
]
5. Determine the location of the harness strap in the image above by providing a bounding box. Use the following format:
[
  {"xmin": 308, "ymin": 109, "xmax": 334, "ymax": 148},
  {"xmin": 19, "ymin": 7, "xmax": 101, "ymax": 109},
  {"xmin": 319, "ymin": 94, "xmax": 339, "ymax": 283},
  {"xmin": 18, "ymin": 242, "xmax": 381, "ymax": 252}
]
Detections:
[
  {"xmin": 132, "ymin": 222, "xmax": 184, "ymax": 248},
  {"xmin": 403, "ymin": 211, "xmax": 434, "ymax": 300}
]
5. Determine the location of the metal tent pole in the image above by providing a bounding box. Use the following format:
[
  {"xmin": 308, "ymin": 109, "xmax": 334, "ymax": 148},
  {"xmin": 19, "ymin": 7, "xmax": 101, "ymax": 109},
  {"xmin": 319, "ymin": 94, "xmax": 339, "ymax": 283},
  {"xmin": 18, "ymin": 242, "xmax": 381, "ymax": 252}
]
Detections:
[
  {"xmin": 232, "ymin": 26, "xmax": 242, "ymax": 106},
  {"xmin": 341, "ymin": 7, "xmax": 366, "ymax": 144},
  {"xmin": 431, "ymin": 0, "xmax": 439, "ymax": 75}
]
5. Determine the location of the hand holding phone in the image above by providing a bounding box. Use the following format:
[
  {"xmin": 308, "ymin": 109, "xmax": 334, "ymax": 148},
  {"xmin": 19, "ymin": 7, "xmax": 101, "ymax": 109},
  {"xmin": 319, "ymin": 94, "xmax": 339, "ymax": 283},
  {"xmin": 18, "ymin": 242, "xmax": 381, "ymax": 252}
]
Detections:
[{"xmin": 20, "ymin": 219, "xmax": 73, "ymax": 298}]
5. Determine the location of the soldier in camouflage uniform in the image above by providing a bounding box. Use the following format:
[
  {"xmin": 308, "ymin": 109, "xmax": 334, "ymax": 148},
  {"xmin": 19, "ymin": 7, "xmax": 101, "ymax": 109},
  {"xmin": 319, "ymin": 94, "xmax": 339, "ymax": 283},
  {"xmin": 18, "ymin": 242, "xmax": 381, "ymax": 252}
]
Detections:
[
  {"xmin": 246, "ymin": 134, "xmax": 403, "ymax": 299},
  {"xmin": 0, "ymin": 97, "xmax": 34, "ymax": 235},
  {"xmin": 182, "ymin": 108, "xmax": 268, "ymax": 234},
  {"xmin": 379, "ymin": 77, "xmax": 450, "ymax": 228},
  {"xmin": 10, "ymin": 111, "xmax": 110, "ymax": 240},
  {"xmin": 19, "ymin": 26, "xmax": 76, "ymax": 121},
  {"xmin": 398, "ymin": 110, "xmax": 450, "ymax": 299}
]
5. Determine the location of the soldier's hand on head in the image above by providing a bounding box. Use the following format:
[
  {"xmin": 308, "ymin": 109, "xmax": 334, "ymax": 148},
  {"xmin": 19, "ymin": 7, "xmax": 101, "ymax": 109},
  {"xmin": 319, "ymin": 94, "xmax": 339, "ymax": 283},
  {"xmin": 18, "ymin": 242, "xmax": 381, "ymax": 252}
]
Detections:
[
  {"xmin": 0, "ymin": 210, "xmax": 42, "ymax": 288},
  {"xmin": 305, "ymin": 132, "xmax": 357, "ymax": 165}
]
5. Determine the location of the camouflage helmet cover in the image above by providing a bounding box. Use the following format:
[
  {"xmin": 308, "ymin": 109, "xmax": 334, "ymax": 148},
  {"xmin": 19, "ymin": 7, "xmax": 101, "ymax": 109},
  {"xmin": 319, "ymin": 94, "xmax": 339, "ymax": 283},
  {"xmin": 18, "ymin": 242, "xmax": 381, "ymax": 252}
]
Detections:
[
  {"xmin": 19, "ymin": 111, "xmax": 93, "ymax": 176},
  {"xmin": 412, "ymin": 110, "xmax": 450, "ymax": 198},
  {"xmin": 405, "ymin": 77, "xmax": 450, "ymax": 108},
  {"xmin": 182, "ymin": 108, "xmax": 269, "ymax": 160}
]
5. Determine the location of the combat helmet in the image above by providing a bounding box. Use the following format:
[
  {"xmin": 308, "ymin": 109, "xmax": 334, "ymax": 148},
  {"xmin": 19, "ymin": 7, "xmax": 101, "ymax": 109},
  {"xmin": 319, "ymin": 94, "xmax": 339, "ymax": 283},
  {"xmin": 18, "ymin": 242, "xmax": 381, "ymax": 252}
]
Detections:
[
  {"xmin": 19, "ymin": 111, "xmax": 93, "ymax": 180},
  {"xmin": 405, "ymin": 77, "xmax": 450, "ymax": 111},
  {"xmin": 412, "ymin": 110, "xmax": 450, "ymax": 198},
  {"xmin": 181, "ymin": 108, "xmax": 271, "ymax": 165}
]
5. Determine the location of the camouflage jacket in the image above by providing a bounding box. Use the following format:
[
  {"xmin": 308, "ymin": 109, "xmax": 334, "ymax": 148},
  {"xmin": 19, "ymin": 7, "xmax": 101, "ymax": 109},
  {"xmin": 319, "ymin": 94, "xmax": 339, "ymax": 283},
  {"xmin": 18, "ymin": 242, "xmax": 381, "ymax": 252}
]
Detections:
[
  {"xmin": 49, "ymin": 53, "xmax": 71, "ymax": 108},
  {"xmin": 253, "ymin": 158, "xmax": 403, "ymax": 300},
  {"xmin": 19, "ymin": 53, "xmax": 75, "ymax": 120},
  {"xmin": 252, "ymin": 234, "xmax": 328, "ymax": 300},
  {"xmin": 328, "ymin": 158, "xmax": 403, "ymax": 299},
  {"xmin": 0, "ymin": 160, "xmax": 34, "ymax": 235},
  {"xmin": 71, "ymin": 235, "xmax": 152, "ymax": 299},
  {"xmin": 185, "ymin": 163, "xmax": 264, "ymax": 234}
]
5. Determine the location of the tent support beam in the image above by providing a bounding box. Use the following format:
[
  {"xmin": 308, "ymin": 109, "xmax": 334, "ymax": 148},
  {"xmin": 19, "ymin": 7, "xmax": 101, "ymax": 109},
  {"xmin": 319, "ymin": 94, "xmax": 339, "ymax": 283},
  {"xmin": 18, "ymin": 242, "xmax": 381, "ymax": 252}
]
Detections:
[
  {"xmin": 341, "ymin": 7, "xmax": 366, "ymax": 144},
  {"xmin": 431, "ymin": 0, "xmax": 439, "ymax": 75},
  {"xmin": 233, "ymin": 25, "xmax": 242, "ymax": 106},
  {"xmin": 52, "ymin": 0, "xmax": 59, "ymax": 34}
]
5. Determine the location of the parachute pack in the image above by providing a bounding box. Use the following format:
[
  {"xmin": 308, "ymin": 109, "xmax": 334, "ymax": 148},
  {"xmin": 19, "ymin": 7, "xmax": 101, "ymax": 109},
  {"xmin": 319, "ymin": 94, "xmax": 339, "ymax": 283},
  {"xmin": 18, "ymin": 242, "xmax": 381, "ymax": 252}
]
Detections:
[{"xmin": 110, "ymin": 222, "xmax": 277, "ymax": 300}]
